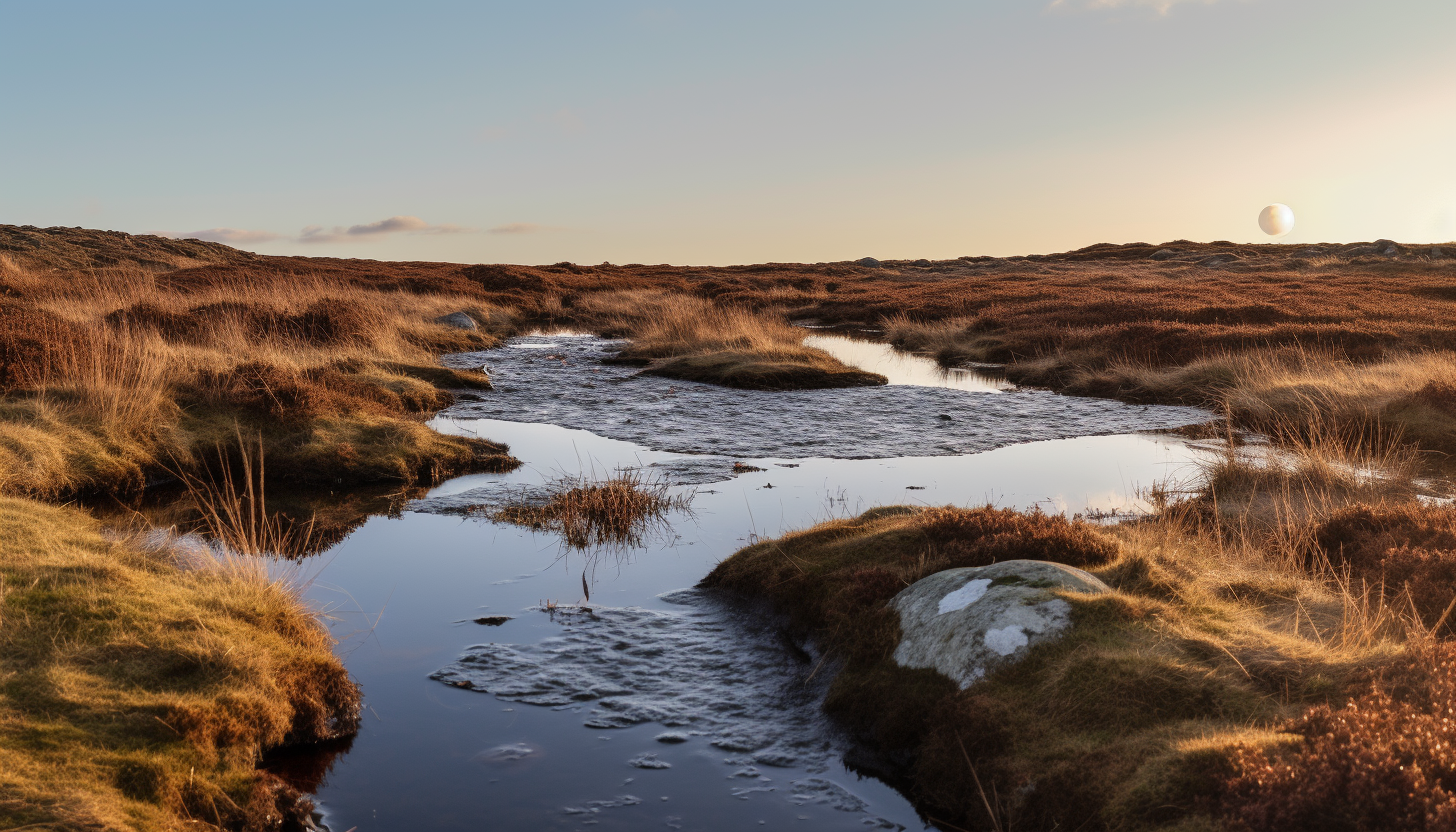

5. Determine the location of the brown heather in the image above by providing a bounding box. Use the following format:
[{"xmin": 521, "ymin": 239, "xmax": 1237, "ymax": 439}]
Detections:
[
  {"xmin": 8, "ymin": 225, "xmax": 1456, "ymax": 830},
  {"xmin": 0, "ymin": 240, "xmax": 521, "ymax": 499},
  {"xmin": 702, "ymin": 431, "xmax": 1456, "ymax": 831}
]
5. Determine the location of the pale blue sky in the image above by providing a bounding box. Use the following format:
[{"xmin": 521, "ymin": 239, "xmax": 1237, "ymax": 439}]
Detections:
[{"xmin": 2, "ymin": 1, "xmax": 1452, "ymax": 264}]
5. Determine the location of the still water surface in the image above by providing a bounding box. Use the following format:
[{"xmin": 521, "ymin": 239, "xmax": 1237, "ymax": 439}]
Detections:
[
  {"xmin": 803, "ymin": 334, "xmax": 1013, "ymax": 394},
  {"xmin": 297, "ymin": 336, "xmax": 1217, "ymax": 831}
]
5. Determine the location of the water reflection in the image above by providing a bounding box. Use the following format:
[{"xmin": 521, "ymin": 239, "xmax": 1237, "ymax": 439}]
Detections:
[
  {"xmin": 300, "ymin": 416, "xmax": 1218, "ymax": 831},
  {"xmin": 803, "ymin": 334, "xmax": 1013, "ymax": 394}
]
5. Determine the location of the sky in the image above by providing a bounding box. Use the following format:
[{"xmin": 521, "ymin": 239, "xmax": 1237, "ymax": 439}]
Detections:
[{"xmin": 1, "ymin": 1, "xmax": 1453, "ymax": 265}]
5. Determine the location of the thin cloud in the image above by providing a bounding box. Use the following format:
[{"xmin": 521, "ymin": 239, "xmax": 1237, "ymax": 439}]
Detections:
[
  {"xmin": 1049, "ymin": 0, "xmax": 1225, "ymax": 13},
  {"xmin": 550, "ymin": 108, "xmax": 585, "ymax": 134},
  {"xmin": 488, "ymin": 222, "xmax": 559, "ymax": 235},
  {"xmin": 297, "ymin": 216, "xmax": 473, "ymax": 244},
  {"xmin": 167, "ymin": 228, "xmax": 283, "ymax": 245}
]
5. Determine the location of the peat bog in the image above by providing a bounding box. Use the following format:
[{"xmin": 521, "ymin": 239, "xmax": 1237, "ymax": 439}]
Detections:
[{"xmin": 4, "ymin": 225, "xmax": 1456, "ymax": 831}]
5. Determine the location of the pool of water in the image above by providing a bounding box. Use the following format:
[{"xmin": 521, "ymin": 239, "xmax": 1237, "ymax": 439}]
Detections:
[
  {"xmin": 290, "ymin": 336, "xmax": 1219, "ymax": 831},
  {"xmin": 803, "ymin": 334, "xmax": 1012, "ymax": 394}
]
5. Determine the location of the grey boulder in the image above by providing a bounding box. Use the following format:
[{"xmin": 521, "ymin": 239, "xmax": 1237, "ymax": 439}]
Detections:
[
  {"xmin": 434, "ymin": 311, "xmax": 478, "ymax": 330},
  {"xmin": 856, "ymin": 256, "xmax": 882, "ymax": 268},
  {"xmin": 1149, "ymin": 248, "xmax": 1178, "ymax": 261},
  {"xmin": 889, "ymin": 560, "xmax": 1109, "ymax": 689}
]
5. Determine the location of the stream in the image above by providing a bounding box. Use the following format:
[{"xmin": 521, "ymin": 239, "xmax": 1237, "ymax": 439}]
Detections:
[{"xmin": 285, "ymin": 334, "xmax": 1217, "ymax": 831}]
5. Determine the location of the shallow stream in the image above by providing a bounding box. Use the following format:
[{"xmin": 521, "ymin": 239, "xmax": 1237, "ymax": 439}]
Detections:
[{"xmin": 286, "ymin": 335, "xmax": 1217, "ymax": 831}]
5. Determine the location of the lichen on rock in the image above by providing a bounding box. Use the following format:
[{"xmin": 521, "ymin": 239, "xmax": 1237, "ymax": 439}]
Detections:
[{"xmin": 889, "ymin": 559, "xmax": 1110, "ymax": 688}]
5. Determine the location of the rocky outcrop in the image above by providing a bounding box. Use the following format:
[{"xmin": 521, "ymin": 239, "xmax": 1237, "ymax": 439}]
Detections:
[
  {"xmin": 433, "ymin": 311, "xmax": 478, "ymax": 330},
  {"xmin": 889, "ymin": 559, "xmax": 1110, "ymax": 688}
]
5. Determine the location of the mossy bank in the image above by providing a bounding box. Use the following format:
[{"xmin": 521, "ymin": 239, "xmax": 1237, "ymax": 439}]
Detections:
[
  {"xmin": 0, "ymin": 498, "xmax": 360, "ymax": 830},
  {"xmin": 702, "ymin": 500, "xmax": 1455, "ymax": 831}
]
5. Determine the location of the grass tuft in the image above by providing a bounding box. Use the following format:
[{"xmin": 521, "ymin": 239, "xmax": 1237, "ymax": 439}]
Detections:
[
  {"xmin": 491, "ymin": 469, "xmax": 694, "ymax": 552},
  {"xmin": 576, "ymin": 291, "xmax": 887, "ymax": 389}
]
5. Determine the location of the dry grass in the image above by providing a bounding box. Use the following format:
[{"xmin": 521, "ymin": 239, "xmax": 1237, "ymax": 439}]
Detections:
[
  {"xmin": 491, "ymin": 468, "xmax": 694, "ymax": 552},
  {"xmin": 1026, "ymin": 348, "xmax": 1456, "ymax": 462},
  {"xmin": 700, "ymin": 429, "xmax": 1452, "ymax": 831},
  {"xmin": 0, "ymin": 497, "xmax": 359, "ymax": 830},
  {"xmin": 172, "ymin": 428, "xmax": 318, "ymax": 559},
  {"xmin": 573, "ymin": 290, "xmax": 886, "ymax": 389},
  {"xmin": 8, "ymin": 225, "xmax": 1456, "ymax": 829},
  {"xmin": 0, "ymin": 255, "xmax": 521, "ymax": 498}
]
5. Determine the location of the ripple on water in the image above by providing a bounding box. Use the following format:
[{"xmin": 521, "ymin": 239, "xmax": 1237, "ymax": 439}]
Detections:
[
  {"xmin": 430, "ymin": 590, "xmax": 901, "ymax": 827},
  {"xmin": 444, "ymin": 336, "xmax": 1212, "ymax": 459}
]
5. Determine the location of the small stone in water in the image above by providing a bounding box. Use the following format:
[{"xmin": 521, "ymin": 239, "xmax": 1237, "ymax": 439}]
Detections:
[
  {"xmin": 655, "ymin": 731, "xmax": 690, "ymax": 744},
  {"xmin": 474, "ymin": 615, "xmax": 513, "ymax": 626}
]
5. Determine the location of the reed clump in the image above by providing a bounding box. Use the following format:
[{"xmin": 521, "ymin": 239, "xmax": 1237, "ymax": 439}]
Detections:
[
  {"xmin": 492, "ymin": 469, "xmax": 694, "ymax": 551},
  {"xmin": 171, "ymin": 428, "xmax": 322, "ymax": 559}
]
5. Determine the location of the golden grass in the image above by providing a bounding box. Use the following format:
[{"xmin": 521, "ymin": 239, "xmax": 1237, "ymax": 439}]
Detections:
[
  {"xmin": 0, "ymin": 497, "xmax": 359, "ymax": 830},
  {"xmin": 885, "ymin": 307, "xmax": 1456, "ymax": 462},
  {"xmin": 573, "ymin": 290, "xmax": 886, "ymax": 389},
  {"xmin": 700, "ymin": 433, "xmax": 1439, "ymax": 831},
  {"xmin": 0, "ymin": 257, "xmax": 521, "ymax": 498},
  {"xmin": 172, "ymin": 428, "xmax": 319, "ymax": 559}
]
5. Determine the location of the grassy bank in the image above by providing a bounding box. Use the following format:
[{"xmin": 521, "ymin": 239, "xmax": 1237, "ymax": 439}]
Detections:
[
  {"xmin": 13, "ymin": 226, "xmax": 1456, "ymax": 456},
  {"xmin": 0, "ymin": 253, "xmax": 521, "ymax": 500},
  {"xmin": 701, "ymin": 441, "xmax": 1453, "ymax": 831},
  {"xmin": 573, "ymin": 290, "xmax": 886, "ymax": 389},
  {"xmin": 0, "ymin": 498, "xmax": 359, "ymax": 830}
]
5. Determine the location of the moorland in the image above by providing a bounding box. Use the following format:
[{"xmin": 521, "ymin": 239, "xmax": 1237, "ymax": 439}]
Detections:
[{"xmin": 3, "ymin": 223, "xmax": 1456, "ymax": 831}]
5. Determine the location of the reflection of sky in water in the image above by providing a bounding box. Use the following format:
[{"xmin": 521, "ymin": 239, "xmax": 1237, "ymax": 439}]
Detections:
[
  {"xmin": 803, "ymin": 334, "xmax": 1013, "ymax": 394},
  {"xmin": 447, "ymin": 335, "xmax": 1210, "ymax": 460},
  {"xmin": 303, "ymin": 411, "xmax": 1216, "ymax": 832}
]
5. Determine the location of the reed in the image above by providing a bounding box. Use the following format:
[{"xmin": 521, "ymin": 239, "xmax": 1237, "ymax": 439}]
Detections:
[
  {"xmin": 171, "ymin": 427, "xmax": 317, "ymax": 559},
  {"xmin": 491, "ymin": 469, "xmax": 694, "ymax": 551}
]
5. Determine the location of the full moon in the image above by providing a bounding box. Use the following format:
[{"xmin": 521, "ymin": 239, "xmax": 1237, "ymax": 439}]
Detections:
[{"xmin": 1259, "ymin": 203, "xmax": 1295, "ymax": 237}]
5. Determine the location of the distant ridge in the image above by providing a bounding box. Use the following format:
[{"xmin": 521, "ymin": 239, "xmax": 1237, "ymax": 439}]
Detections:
[{"xmin": 0, "ymin": 224, "xmax": 255, "ymax": 273}]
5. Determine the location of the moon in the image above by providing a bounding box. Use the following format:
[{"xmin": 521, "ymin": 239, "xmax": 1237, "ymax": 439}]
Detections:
[{"xmin": 1259, "ymin": 204, "xmax": 1295, "ymax": 237}]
